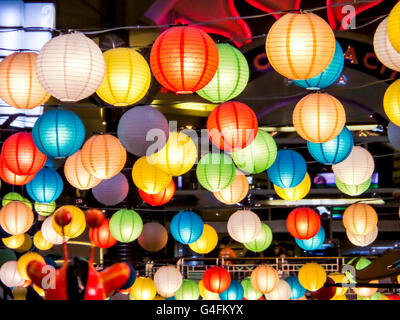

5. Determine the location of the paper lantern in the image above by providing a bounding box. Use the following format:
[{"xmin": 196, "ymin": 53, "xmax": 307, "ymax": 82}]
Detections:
[
  {"xmin": 336, "ymin": 176, "xmax": 371, "ymax": 197},
  {"xmin": 154, "ymin": 266, "xmax": 183, "ymax": 298},
  {"xmin": 213, "ymin": 170, "xmax": 249, "ymax": 205},
  {"xmin": 388, "ymin": 122, "xmax": 400, "ymax": 150},
  {"xmin": 138, "ymin": 222, "xmax": 168, "ymax": 252},
  {"xmin": 92, "ymin": 173, "xmax": 129, "ymax": 206},
  {"xmin": 227, "ymin": 210, "xmax": 261, "ymax": 243},
  {"xmin": 219, "ymin": 280, "xmax": 244, "ymax": 300},
  {"xmin": 89, "ymin": 219, "xmax": 117, "ymax": 249},
  {"xmin": 0, "ymin": 156, "xmax": 35, "ymax": 186},
  {"xmin": 17, "ymin": 252, "xmax": 45, "ymax": 280},
  {"xmin": 274, "ymin": 173, "xmax": 311, "ymax": 201},
  {"xmin": 343, "ymin": 203, "xmax": 378, "ymax": 236},
  {"xmin": 41, "ymin": 216, "xmax": 66, "ymax": 245},
  {"xmin": 117, "ymin": 105, "xmax": 169, "ymax": 157},
  {"xmin": 96, "ymin": 48, "xmax": 151, "ymax": 106},
  {"xmin": 170, "ymin": 210, "xmax": 204, "ymax": 244},
  {"xmin": 148, "ymin": 131, "xmax": 197, "ymax": 176},
  {"xmin": 331, "ymin": 294, "xmax": 347, "ymax": 300},
  {"xmin": 264, "ymin": 279, "xmax": 291, "ymax": 300},
  {"xmin": 189, "ymin": 224, "xmax": 218, "ymax": 254},
  {"xmin": 2, "ymin": 192, "xmax": 23, "ymax": 206},
  {"xmin": 139, "ymin": 179, "xmax": 175, "ymax": 206},
  {"xmin": 36, "ymin": 32, "xmax": 105, "ymax": 102},
  {"xmin": 1, "ymin": 132, "xmax": 46, "ymax": 176},
  {"xmin": 0, "ymin": 52, "xmax": 50, "ymax": 109},
  {"xmin": 150, "ymin": 26, "xmax": 219, "ymax": 94},
  {"xmin": 196, "ymin": 153, "xmax": 236, "ymax": 191},
  {"xmin": 132, "ymin": 157, "xmax": 171, "ymax": 194},
  {"xmin": 293, "ymin": 93, "xmax": 345, "ymax": 143},
  {"xmin": 15, "ymin": 234, "xmax": 32, "ymax": 253},
  {"xmin": 374, "ymin": 17, "xmax": 400, "ymax": 72},
  {"xmin": 244, "ymin": 223, "xmax": 273, "ymax": 252},
  {"xmin": 130, "ymin": 277, "xmax": 157, "ymax": 300},
  {"xmin": 307, "ymin": 127, "xmax": 353, "ymax": 165},
  {"xmin": 52, "ymin": 206, "xmax": 86, "ymax": 239},
  {"xmin": 232, "ymin": 130, "xmax": 277, "ymax": 174},
  {"xmin": 26, "ymin": 167, "xmax": 63, "ymax": 203},
  {"xmin": 199, "ymin": 280, "xmax": 220, "ymax": 300},
  {"xmin": 32, "ymin": 109, "xmax": 85, "ymax": 158},
  {"xmin": 34, "ymin": 201, "xmax": 56, "ymax": 217},
  {"xmin": 329, "ymin": 273, "xmax": 349, "ymax": 297},
  {"xmin": 202, "ymin": 266, "xmax": 231, "ymax": 293},
  {"xmin": 295, "ymin": 227, "xmax": 325, "ymax": 251},
  {"xmin": 207, "ymin": 101, "xmax": 258, "ymax": 152},
  {"xmin": 33, "ymin": 231, "xmax": 53, "ymax": 251},
  {"xmin": 241, "ymin": 278, "xmax": 263, "ymax": 300},
  {"xmin": 285, "ymin": 276, "xmax": 306, "ymax": 299},
  {"xmin": 298, "ymin": 263, "xmax": 327, "ymax": 291},
  {"xmin": 353, "ymin": 280, "xmax": 379, "ymax": 297},
  {"xmin": 174, "ymin": 279, "xmax": 200, "ymax": 300},
  {"xmin": 0, "ymin": 202, "xmax": 33, "ymax": 235},
  {"xmin": 384, "ymin": 79, "xmax": 400, "ymax": 126},
  {"xmin": 387, "ymin": 2, "xmax": 400, "ymax": 54},
  {"xmin": 2, "ymin": 234, "xmax": 25, "ymax": 249},
  {"xmin": 286, "ymin": 207, "xmax": 321, "ymax": 240},
  {"xmin": 347, "ymin": 226, "xmax": 378, "ymax": 247},
  {"xmin": 267, "ymin": 150, "xmax": 307, "ymax": 189},
  {"xmin": 265, "ymin": 12, "xmax": 335, "ymax": 80},
  {"xmin": 81, "ymin": 134, "xmax": 126, "ymax": 180},
  {"xmin": 312, "ymin": 277, "xmax": 336, "ymax": 300},
  {"xmin": 250, "ymin": 265, "xmax": 279, "ymax": 294},
  {"xmin": 109, "ymin": 209, "xmax": 143, "ymax": 243},
  {"xmin": 332, "ymin": 146, "xmax": 374, "ymax": 185},
  {"xmin": 0, "ymin": 261, "xmax": 25, "ymax": 287}
]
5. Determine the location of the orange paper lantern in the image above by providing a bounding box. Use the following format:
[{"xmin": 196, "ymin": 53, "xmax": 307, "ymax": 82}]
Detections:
[
  {"xmin": 202, "ymin": 266, "xmax": 231, "ymax": 293},
  {"xmin": 0, "ymin": 156, "xmax": 35, "ymax": 185},
  {"xmin": 250, "ymin": 265, "xmax": 279, "ymax": 294},
  {"xmin": 139, "ymin": 179, "xmax": 175, "ymax": 206},
  {"xmin": 213, "ymin": 170, "xmax": 249, "ymax": 205},
  {"xmin": 343, "ymin": 203, "xmax": 378, "ymax": 236},
  {"xmin": 89, "ymin": 219, "xmax": 117, "ymax": 249},
  {"xmin": 286, "ymin": 207, "xmax": 321, "ymax": 240},
  {"xmin": 0, "ymin": 202, "xmax": 34, "ymax": 235}
]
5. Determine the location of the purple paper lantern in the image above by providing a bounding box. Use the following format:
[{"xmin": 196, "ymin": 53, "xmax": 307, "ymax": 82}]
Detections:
[{"xmin": 92, "ymin": 173, "xmax": 129, "ymax": 206}]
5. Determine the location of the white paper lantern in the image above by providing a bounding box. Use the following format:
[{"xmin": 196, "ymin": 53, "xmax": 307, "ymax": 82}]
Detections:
[
  {"xmin": 332, "ymin": 146, "xmax": 374, "ymax": 185},
  {"xmin": 36, "ymin": 32, "xmax": 105, "ymax": 102},
  {"xmin": 227, "ymin": 210, "xmax": 262, "ymax": 243},
  {"xmin": 347, "ymin": 227, "xmax": 378, "ymax": 247},
  {"xmin": 0, "ymin": 260, "xmax": 25, "ymax": 287},
  {"xmin": 264, "ymin": 279, "xmax": 291, "ymax": 300},
  {"xmin": 153, "ymin": 265, "xmax": 183, "ymax": 298},
  {"xmin": 41, "ymin": 216, "xmax": 68, "ymax": 245}
]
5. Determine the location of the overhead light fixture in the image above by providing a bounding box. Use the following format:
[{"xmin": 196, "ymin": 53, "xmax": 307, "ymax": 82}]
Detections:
[
  {"xmin": 259, "ymin": 124, "xmax": 378, "ymax": 133},
  {"xmin": 261, "ymin": 198, "xmax": 385, "ymax": 206}
]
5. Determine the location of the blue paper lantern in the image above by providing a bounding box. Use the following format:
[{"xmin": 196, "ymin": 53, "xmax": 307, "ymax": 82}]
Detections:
[
  {"xmin": 32, "ymin": 109, "xmax": 85, "ymax": 158},
  {"xmin": 219, "ymin": 280, "xmax": 244, "ymax": 300},
  {"xmin": 295, "ymin": 227, "xmax": 325, "ymax": 251},
  {"xmin": 26, "ymin": 167, "xmax": 63, "ymax": 203},
  {"xmin": 307, "ymin": 127, "xmax": 353, "ymax": 165},
  {"xmin": 170, "ymin": 210, "xmax": 204, "ymax": 244},
  {"xmin": 285, "ymin": 276, "xmax": 306, "ymax": 300},
  {"xmin": 293, "ymin": 40, "xmax": 344, "ymax": 90},
  {"xmin": 267, "ymin": 150, "xmax": 307, "ymax": 188}
]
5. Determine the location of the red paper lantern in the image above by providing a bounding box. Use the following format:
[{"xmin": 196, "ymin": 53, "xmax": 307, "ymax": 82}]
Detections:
[
  {"xmin": 312, "ymin": 277, "xmax": 336, "ymax": 300},
  {"xmin": 207, "ymin": 101, "xmax": 258, "ymax": 151},
  {"xmin": 202, "ymin": 266, "xmax": 231, "ymax": 293},
  {"xmin": 150, "ymin": 26, "xmax": 219, "ymax": 94},
  {"xmin": 89, "ymin": 219, "xmax": 117, "ymax": 249},
  {"xmin": 0, "ymin": 156, "xmax": 35, "ymax": 185},
  {"xmin": 286, "ymin": 207, "xmax": 321, "ymax": 240},
  {"xmin": 387, "ymin": 294, "xmax": 400, "ymax": 300},
  {"xmin": 1, "ymin": 132, "xmax": 46, "ymax": 176},
  {"xmin": 138, "ymin": 179, "xmax": 175, "ymax": 206}
]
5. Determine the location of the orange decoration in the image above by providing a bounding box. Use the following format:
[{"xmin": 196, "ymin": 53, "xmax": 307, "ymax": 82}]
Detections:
[
  {"xmin": 0, "ymin": 202, "xmax": 34, "ymax": 235},
  {"xmin": 138, "ymin": 179, "xmax": 175, "ymax": 206},
  {"xmin": 286, "ymin": 207, "xmax": 321, "ymax": 240},
  {"xmin": 202, "ymin": 266, "xmax": 231, "ymax": 293},
  {"xmin": 250, "ymin": 265, "xmax": 279, "ymax": 294},
  {"xmin": 343, "ymin": 203, "xmax": 378, "ymax": 236},
  {"xmin": 89, "ymin": 219, "xmax": 117, "ymax": 249},
  {"xmin": 0, "ymin": 156, "xmax": 35, "ymax": 185},
  {"xmin": 213, "ymin": 170, "xmax": 249, "ymax": 205}
]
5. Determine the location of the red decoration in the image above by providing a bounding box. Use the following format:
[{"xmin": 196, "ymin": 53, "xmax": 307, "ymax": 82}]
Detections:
[
  {"xmin": 85, "ymin": 209, "xmax": 105, "ymax": 228},
  {"xmin": 312, "ymin": 277, "xmax": 336, "ymax": 300},
  {"xmin": 54, "ymin": 208, "xmax": 72, "ymax": 227},
  {"xmin": 202, "ymin": 266, "xmax": 231, "ymax": 293},
  {"xmin": 139, "ymin": 179, "xmax": 175, "ymax": 206},
  {"xmin": 150, "ymin": 26, "xmax": 219, "ymax": 94},
  {"xmin": 89, "ymin": 219, "xmax": 117, "ymax": 249},
  {"xmin": 244, "ymin": 0, "xmax": 300, "ymax": 19},
  {"xmin": 207, "ymin": 101, "xmax": 258, "ymax": 152},
  {"xmin": 387, "ymin": 294, "xmax": 400, "ymax": 300},
  {"xmin": 286, "ymin": 207, "xmax": 321, "ymax": 240},
  {"xmin": 1, "ymin": 132, "xmax": 46, "ymax": 176},
  {"xmin": 0, "ymin": 155, "xmax": 35, "ymax": 185}
]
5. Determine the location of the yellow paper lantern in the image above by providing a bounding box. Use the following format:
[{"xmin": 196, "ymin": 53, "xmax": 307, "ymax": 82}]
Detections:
[
  {"xmin": 96, "ymin": 48, "xmax": 151, "ymax": 106},
  {"xmin": 52, "ymin": 206, "xmax": 86, "ymax": 238},
  {"xmin": 387, "ymin": 1, "xmax": 400, "ymax": 54},
  {"xmin": 15, "ymin": 234, "xmax": 32, "ymax": 253},
  {"xmin": 298, "ymin": 263, "xmax": 327, "ymax": 291},
  {"xmin": 189, "ymin": 224, "xmax": 218, "ymax": 254},
  {"xmin": 343, "ymin": 203, "xmax": 378, "ymax": 236},
  {"xmin": 33, "ymin": 231, "xmax": 53, "ymax": 251},
  {"xmin": 329, "ymin": 272, "xmax": 349, "ymax": 297},
  {"xmin": 130, "ymin": 277, "xmax": 157, "ymax": 300},
  {"xmin": 274, "ymin": 173, "xmax": 311, "ymax": 201},
  {"xmin": 250, "ymin": 265, "xmax": 279, "ymax": 294},
  {"xmin": 353, "ymin": 280, "xmax": 378, "ymax": 297},
  {"xmin": 2, "ymin": 234, "xmax": 25, "ymax": 249},
  {"xmin": 17, "ymin": 252, "xmax": 45, "ymax": 280},
  {"xmin": 199, "ymin": 280, "xmax": 220, "ymax": 300},
  {"xmin": 383, "ymin": 79, "xmax": 400, "ymax": 126},
  {"xmin": 213, "ymin": 170, "xmax": 249, "ymax": 205},
  {"xmin": 265, "ymin": 12, "xmax": 335, "ymax": 80},
  {"xmin": 331, "ymin": 294, "xmax": 347, "ymax": 300}
]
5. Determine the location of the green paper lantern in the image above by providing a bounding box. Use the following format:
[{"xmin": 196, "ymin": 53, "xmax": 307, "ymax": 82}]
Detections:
[
  {"xmin": 241, "ymin": 277, "xmax": 263, "ymax": 300},
  {"xmin": 197, "ymin": 43, "xmax": 249, "ymax": 103},
  {"xmin": 345, "ymin": 257, "xmax": 371, "ymax": 282},
  {"xmin": 244, "ymin": 223, "xmax": 273, "ymax": 252},
  {"xmin": 2, "ymin": 192, "xmax": 23, "ymax": 206},
  {"xmin": 0, "ymin": 249, "xmax": 17, "ymax": 267},
  {"xmin": 34, "ymin": 201, "xmax": 56, "ymax": 217},
  {"xmin": 174, "ymin": 279, "xmax": 200, "ymax": 300},
  {"xmin": 357, "ymin": 292, "xmax": 382, "ymax": 300},
  {"xmin": 232, "ymin": 130, "xmax": 277, "ymax": 174},
  {"xmin": 196, "ymin": 153, "xmax": 236, "ymax": 191},
  {"xmin": 109, "ymin": 209, "xmax": 143, "ymax": 243},
  {"xmin": 336, "ymin": 177, "xmax": 371, "ymax": 196}
]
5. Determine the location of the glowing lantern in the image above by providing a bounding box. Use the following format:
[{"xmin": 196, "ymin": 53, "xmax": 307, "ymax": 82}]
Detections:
[
  {"xmin": 154, "ymin": 266, "xmax": 183, "ymax": 298},
  {"xmin": 130, "ymin": 277, "xmax": 157, "ymax": 300},
  {"xmin": 0, "ymin": 156, "xmax": 35, "ymax": 185},
  {"xmin": 285, "ymin": 276, "xmax": 306, "ymax": 299},
  {"xmin": 189, "ymin": 224, "xmax": 218, "ymax": 254},
  {"xmin": 175, "ymin": 279, "xmax": 200, "ymax": 300},
  {"xmin": 286, "ymin": 207, "xmax": 321, "ymax": 240},
  {"xmin": 264, "ymin": 279, "xmax": 291, "ymax": 300},
  {"xmin": 347, "ymin": 226, "xmax": 378, "ymax": 247},
  {"xmin": 17, "ymin": 252, "xmax": 45, "ymax": 280},
  {"xmin": 2, "ymin": 192, "xmax": 23, "ymax": 206},
  {"xmin": 332, "ymin": 146, "xmax": 374, "ymax": 185},
  {"xmin": 353, "ymin": 280, "xmax": 379, "ymax": 297},
  {"xmin": 219, "ymin": 280, "xmax": 244, "ymax": 300},
  {"xmin": 232, "ymin": 130, "xmax": 277, "ymax": 174},
  {"xmin": 0, "ymin": 261, "xmax": 25, "ymax": 287},
  {"xmin": 241, "ymin": 278, "xmax": 263, "ymax": 300},
  {"xmin": 92, "ymin": 173, "xmax": 129, "ymax": 206},
  {"xmin": 26, "ymin": 167, "xmax": 63, "ymax": 203},
  {"xmin": 329, "ymin": 273, "xmax": 349, "ymax": 297},
  {"xmin": 336, "ymin": 177, "xmax": 371, "ymax": 196},
  {"xmin": 250, "ymin": 265, "xmax": 279, "ymax": 294},
  {"xmin": 138, "ymin": 222, "xmax": 168, "ymax": 252},
  {"xmin": 384, "ymin": 79, "xmax": 400, "ymax": 126},
  {"xmin": 150, "ymin": 26, "xmax": 219, "ymax": 94},
  {"xmin": 374, "ymin": 17, "xmax": 400, "ymax": 72},
  {"xmin": 265, "ymin": 12, "xmax": 335, "ymax": 80},
  {"xmin": 274, "ymin": 173, "xmax": 311, "ymax": 201},
  {"xmin": 109, "ymin": 209, "xmax": 143, "ymax": 243},
  {"xmin": 132, "ymin": 157, "xmax": 171, "ymax": 194},
  {"xmin": 199, "ymin": 280, "xmax": 220, "ymax": 300},
  {"xmin": 0, "ymin": 202, "xmax": 33, "ymax": 235},
  {"xmin": 331, "ymin": 295, "xmax": 347, "ymax": 300},
  {"xmin": 41, "ymin": 216, "xmax": 66, "ymax": 245},
  {"xmin": 139, "ymin": 179, "xmax": 175, "ymax": 206},
  {"xmin": 34, "ymin": 201, "xmax": 56, "ymax": 217},
  {"xmin": 196, "ymin": 153, "xmax": 236, "ymax": 191},
  {"xmin": 343, "ymin": 203, "xmax": 378, "ymax": 236},
  {"xmin": 96, "ymin": 48, "xmax": 151, "ymax": 106},
  {"xmin": 295, "ymin": 227, "xmax": 325, "ymax": 251},
  {"xmin": 33, "ymin": 231, "xmax": 53, "ymax": 251},
  {"xmin": 244, "ymin": 223, "xmax": 273, "ymax": 252},
  {"xmin": 388, "ymin": 122, "xmax": 400, "ymax": 150},
  {"xmin": 387, "ymin": 2, "xmax": 400, "ymax": 54},
  {"xmin": 312, "ymin": 277, "xmax": 336, "ymax": 300},
  {"xmin": 267, "ymin": 150, "xmax": 307, "ymax": 189},
  {"xmin": 16, "ymin": 234, "xmax": 32, "ymax": 253},
  {"xmin": 202, "ymin": 266, "xmax": 231, "ymax": 293},
  {"xmin": 298, "ymin": 263, "xmax": 327, "ymax": 291},
  {"xmin": 52, "ymin": 206, "xmax": 86, "ymax": 238},
  {"xmin": 213, "ymin": 170, "xmax": 249, "ymax": 205},
  {"xmin": 170, "ymin": 210, "xmax": 204, "ymax": 244},
  {"xmin": 207, "ymin": 101, "xmax": 258, "ymax": 152},
  {"xmin": 81, "ymin": 134, "xmax": 126, "ymax": 180},
  {"xmin": 227, "ymin": 210, "xmax": 262, "ymax": 243},
  {"xmin": 2, "ymin": 234, "xmax": 25, "ymax": 249},
  {"xmin": 36, "ymin": 32, "xmax": 105, "ymax": 102},
  {"xmin": 1, "ymin": 132, "xmax": 46, "ymax": 176},
  {"xmin": 89, "ymin": 219, "xmax": 117, "ymax": 249}
]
